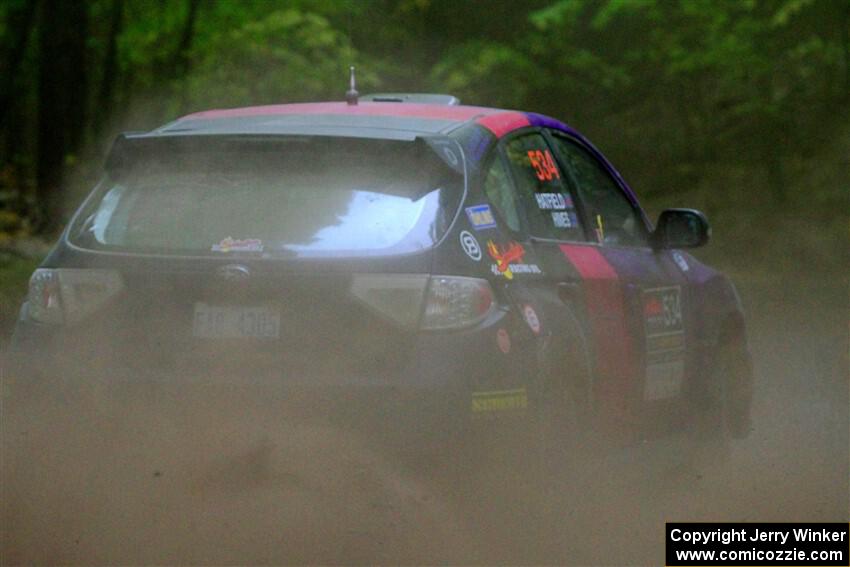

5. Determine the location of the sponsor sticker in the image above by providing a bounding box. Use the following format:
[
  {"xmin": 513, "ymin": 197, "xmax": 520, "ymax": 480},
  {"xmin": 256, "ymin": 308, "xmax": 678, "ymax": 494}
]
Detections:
[
  {"xmin": 643, "ymin": 286, "xmax": 685, "ymax": 400},
  {"xmin": 644, "ymin": 286, "xmax": 683, "ymax": 335},
  {"xmin": 523, "ymin": 304, "xmax": 541, "ymax": 335},
  {"xmin": 551, "ymin": 210, "xmax": 577, "ymax": 228},
  {"xmin": 486, "ymin": 240, "xmax": 542, "ymax": 280},
  {"xmin": 672, "ymin": 251, "xmax": 689, "ymax": 272},
  {"xmin": 211, "ymin": 237, "xmax": 263, "ymax": 253},
  {"xmin": 535, "ymin": 192, "xmax": 572, "ymax": 210},
  {"xmin": 442, "ymin": 147, "xmax": 459, "ymax": 167},
  {"xmin": 471, "ymin": 388, "xmax": 528, "ymax": 413},
  {"xmin": 496, "ymin": 328, "xmax": 511, "ymax": 353},
  {"xmin": 527, "ymin": 149, "xmax": 560, "ymax": 181},
  {"xmin": 465, "ymin": 204, "xmax": 497, "ymax": 230},
  {"xmin": 425, "ymin": 137, "xmax": 464, "ymax": 173},
  {"xmin": 459, "ymin": 230, "xmax": 482, "ymax": 261}
]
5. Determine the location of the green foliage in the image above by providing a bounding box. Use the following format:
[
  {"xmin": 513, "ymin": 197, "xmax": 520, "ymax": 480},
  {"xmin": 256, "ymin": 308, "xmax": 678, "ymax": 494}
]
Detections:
[
  {"xmin": 0, "ymin": 254, "xmax": 40, "ymax": 338},
  {"xmin": 430, "ymin": 42, "xmax": 544, "ymax": 108},
  {"xmin": 186, "ymin": 9, "xmax": 367, "ymax": 107},
  {"xmin": 0, "ymin": 0, "xmax": 846, "ymax": 276}
]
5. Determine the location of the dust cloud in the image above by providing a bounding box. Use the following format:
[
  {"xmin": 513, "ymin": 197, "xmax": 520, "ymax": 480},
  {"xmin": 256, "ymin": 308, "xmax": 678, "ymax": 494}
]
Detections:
[{"xmin": 2, "ymin": 276, "xmax": 847, "ymax": 565}]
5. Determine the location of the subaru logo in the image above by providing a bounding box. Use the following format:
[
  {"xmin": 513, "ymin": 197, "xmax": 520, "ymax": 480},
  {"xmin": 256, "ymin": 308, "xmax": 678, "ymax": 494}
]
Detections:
[{"xmin": 217, "ymin": 264, "xmax": 251, "ymax": 282}]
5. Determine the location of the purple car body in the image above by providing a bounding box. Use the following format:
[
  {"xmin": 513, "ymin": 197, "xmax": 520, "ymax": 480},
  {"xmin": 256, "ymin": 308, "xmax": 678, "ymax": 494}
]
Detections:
[{"xmin": 10, "ymin": 95, "xmax": 753, "ymax": 446}]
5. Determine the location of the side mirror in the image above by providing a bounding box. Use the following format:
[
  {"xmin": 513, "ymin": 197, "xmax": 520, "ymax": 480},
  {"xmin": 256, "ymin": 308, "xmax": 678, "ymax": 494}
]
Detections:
[{"xmin": 652, "ymin": 208, "xmax": 711, "ymax": 249}]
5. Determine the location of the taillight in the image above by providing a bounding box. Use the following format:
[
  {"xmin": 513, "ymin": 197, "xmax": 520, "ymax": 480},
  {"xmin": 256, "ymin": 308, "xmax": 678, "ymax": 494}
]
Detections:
[
  {"xmin": 350, "ymin": 274, "xmax": 429, "ymax": 329},
  {"xmin": 27, "ymin": 269, "xmax": 123, "ymax": 325},
  {"xmin": 27, "ymin": 269, "xmax": 63, "ymax": 324},
  {"xmin": 421, "ymin": 276, "xmax": 494, "ymax": 330},
  {"xmin": 351, "ymin": 274, "xmax": 495, "ymax": 331}
]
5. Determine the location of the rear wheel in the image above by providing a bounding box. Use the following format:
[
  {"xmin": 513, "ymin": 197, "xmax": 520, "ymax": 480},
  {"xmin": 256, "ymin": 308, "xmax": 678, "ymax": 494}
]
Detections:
[{"xmin": 530, "ymin": 336, "xmax": 592, "ymax": 496}]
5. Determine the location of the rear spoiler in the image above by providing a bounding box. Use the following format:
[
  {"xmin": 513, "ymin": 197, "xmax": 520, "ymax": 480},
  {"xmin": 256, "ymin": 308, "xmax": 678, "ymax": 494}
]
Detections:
[
  {"xmin": 105, "ymin": 131, "xmax": 466, "ymax": 177},
  {"xmin": 104, "ymin": 131, "xmax": 146, "ymax": 172}
]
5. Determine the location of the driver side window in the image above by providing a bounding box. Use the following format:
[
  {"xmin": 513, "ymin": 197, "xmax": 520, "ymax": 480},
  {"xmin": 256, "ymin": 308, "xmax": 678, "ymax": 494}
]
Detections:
[
  {"xmin": 501, "ymin": 133, "xmax": 584, "ymax": 242},
  {"xmin": 551, "ymin": 135, "xmax": 647, "ymax": 247}
]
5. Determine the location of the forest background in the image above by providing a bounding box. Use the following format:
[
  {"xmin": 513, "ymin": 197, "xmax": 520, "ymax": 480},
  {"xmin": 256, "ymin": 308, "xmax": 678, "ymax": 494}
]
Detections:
[{"xmin": 1, "ymin": 0, "xmax": 847, "ymax": 331}]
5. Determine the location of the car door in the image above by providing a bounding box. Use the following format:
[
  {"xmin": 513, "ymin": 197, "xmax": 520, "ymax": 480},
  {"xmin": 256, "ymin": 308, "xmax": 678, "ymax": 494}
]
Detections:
[
  {"xmin": 490, "ymin": 131, "xmax": 603, "ymax": 418},
  {"xmin": 542, "ymin": 131, "xmax": 692, "ymax": 428}
]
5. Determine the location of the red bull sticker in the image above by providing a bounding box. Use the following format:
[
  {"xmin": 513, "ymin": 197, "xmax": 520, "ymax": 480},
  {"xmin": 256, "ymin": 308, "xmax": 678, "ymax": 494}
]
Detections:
[
  {"xmin": 486, "ymin": 240, "xmax": 541, "ymax": 280},
  {"xmin": 523, "ymin": 304, "xmax": 541, "ymax": 335},
  {"xmin": 211, "ymin": 237, "xmax": 263, "ymax": 253},
  {"xmin": 496, "ymin": 328, "xmax": 511, "ymax": 353}
]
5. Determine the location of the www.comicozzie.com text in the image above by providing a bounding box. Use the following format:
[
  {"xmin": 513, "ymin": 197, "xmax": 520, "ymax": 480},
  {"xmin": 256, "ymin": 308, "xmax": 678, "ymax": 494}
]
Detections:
[{"xmin": 670, "ymin": 527, "xmax": 847, "ymax": 546}]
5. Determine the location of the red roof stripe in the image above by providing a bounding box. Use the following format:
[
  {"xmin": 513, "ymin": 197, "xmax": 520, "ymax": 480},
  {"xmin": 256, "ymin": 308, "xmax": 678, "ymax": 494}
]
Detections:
[{"xmin": 475, "ymin": 112, "xmax": 531, "ymax": 137}]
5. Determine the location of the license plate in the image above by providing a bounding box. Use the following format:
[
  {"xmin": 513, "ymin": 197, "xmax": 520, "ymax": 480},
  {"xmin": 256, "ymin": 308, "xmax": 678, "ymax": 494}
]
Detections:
[{"xmin": 192, "ymin": 303, "xmax": 280, "ymax": 339}]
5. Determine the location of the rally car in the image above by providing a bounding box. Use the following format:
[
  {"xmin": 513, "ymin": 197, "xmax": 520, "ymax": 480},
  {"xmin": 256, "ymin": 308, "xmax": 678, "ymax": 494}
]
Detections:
[{"xmin": 9, "ymin": 92, "xmax": 752, "ymax": 455}]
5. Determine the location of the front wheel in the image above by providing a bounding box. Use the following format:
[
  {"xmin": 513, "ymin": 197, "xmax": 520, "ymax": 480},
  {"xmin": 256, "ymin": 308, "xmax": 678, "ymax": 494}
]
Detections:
[{"xmin": 691, "ymin": 340, "xmax": 752, "ymax": 461}]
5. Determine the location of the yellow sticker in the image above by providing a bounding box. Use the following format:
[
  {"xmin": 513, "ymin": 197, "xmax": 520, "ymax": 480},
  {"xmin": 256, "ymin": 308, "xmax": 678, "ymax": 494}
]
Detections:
[{"xmin": 471, "ymin": 388, "xmax": 528, "ymax": 413}]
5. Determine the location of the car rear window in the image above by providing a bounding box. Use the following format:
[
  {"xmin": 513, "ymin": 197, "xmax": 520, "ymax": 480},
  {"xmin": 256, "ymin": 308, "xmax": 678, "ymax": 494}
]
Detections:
[{"xmin": 70, "ymin": 137, "xmax": 463, "ymax": 257}]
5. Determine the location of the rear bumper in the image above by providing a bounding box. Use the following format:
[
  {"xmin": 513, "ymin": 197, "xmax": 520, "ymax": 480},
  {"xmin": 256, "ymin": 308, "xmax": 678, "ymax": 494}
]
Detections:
[{"xmin": 8, "ymin": 308, "xmax": 521, "ymax": 447}]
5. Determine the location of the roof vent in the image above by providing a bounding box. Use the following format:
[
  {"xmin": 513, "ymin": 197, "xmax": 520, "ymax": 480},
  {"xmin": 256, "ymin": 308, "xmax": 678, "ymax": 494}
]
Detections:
[{"xmin": 360, "ymin": 93, "xmax": 461, "ymax": 105}]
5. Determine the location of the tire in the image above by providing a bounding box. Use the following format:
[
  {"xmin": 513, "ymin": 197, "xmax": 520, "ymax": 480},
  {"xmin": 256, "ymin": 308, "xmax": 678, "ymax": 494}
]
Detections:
[
  {"xmin": 727, "ymin": 345, "xmax": 754, "ymax": 440},
  {"xmin": 692, "ymin": 340, "xmax": 752, "ymax": 462},
  {"xmin": 529, "ymin": 335, "xmax": 592, "ymax": 495}
]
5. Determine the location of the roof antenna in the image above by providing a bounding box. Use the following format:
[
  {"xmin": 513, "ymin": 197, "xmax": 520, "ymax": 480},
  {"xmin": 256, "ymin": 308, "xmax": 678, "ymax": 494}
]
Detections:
[{"xmin": 346, "ymin": 66, "xmax": 359, "ymax": 106}]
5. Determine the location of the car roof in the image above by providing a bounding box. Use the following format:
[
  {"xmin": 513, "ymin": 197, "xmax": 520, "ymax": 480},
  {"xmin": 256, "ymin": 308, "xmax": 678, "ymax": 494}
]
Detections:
[
  {"xmin": 151, "ymin": 102, "xmax": 569, "ymax": 141},
  {"xmin": 119, "ymin": 100, "xmax": 644, "ymax": 215}
]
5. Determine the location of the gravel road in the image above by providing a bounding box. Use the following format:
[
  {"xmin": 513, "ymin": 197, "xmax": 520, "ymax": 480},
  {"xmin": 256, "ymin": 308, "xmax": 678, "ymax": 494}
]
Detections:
[{"xmin": 2, "ymin": 276, "xmax": 846, "ymax": 565}]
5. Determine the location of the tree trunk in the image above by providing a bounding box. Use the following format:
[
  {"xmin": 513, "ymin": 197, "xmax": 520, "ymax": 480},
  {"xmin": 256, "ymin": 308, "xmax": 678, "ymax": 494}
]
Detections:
[
  {"xmin": 66, "ymin": 1, "xmax": 88, "ymax": 153},
  {"xmin": 174, "ymin": 0, "xmax": 201, "ymax": 113},
  {"xmin": 36, "ymin": 0, "xmax": 88, "ymax": 232},
  {"xmin": 93, "ymin": 0, "xmax": 125, "ymax": 137},
  {"xmin": 176, "ymin": 0, "xmax": 200, "ymax": 74},
  {"xmin": 842, "ymin": 1, "xmax": 849, "ymax": 100},
  {"xmin": 37, "ymin": 0, "xmax": 66, "ymax": 230},
  {"xmin": 0, "ymin": 0, "xmax": 39, "ymax": 133}
]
